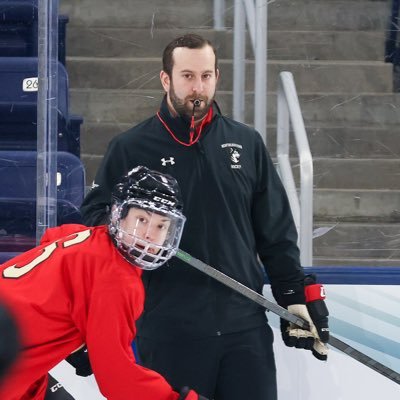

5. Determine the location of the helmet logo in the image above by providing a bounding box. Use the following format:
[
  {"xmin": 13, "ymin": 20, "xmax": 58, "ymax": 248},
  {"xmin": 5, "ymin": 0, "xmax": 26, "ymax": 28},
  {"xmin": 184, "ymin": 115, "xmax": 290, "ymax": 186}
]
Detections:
[
  {"xmin": 161, "ymin": 157, "xmax": 175, "ymax": 166},
  {"xmin": 153, "ymin": 195, "xmax": 175, "ymax": 207}
]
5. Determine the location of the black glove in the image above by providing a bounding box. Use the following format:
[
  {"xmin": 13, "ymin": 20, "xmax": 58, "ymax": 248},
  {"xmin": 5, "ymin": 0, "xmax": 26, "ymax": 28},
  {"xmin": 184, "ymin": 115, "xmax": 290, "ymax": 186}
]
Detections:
[
  {"xmin": 178, "ymin": 386, "xmax": 209, "ymax": 400},
  {"xmin": 280, "ymin": 275, "xmax": 329, "ymax": 361},
  {"xmin": 65, "ymin": 346, "xmax": 93, "ymax": 377}
]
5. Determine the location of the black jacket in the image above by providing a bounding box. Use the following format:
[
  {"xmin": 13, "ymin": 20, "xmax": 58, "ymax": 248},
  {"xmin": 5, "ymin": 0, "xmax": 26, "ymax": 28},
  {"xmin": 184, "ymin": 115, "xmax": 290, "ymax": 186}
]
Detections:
[{"xmin": 81, "ymin": 98, "xmax": 305, "ymax": 339}]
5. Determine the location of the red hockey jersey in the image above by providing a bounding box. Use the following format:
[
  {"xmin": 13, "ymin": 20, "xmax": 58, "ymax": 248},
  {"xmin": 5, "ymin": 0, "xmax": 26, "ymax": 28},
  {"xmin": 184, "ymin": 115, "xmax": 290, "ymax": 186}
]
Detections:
[{"xmin": 0, "ymin": 224, "xmax": 179, "ymax": 400}]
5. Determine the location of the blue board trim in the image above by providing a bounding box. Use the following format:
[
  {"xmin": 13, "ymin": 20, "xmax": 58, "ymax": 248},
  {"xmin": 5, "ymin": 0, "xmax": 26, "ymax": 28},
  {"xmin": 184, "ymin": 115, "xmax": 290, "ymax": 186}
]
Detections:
[
  {"xmin": 303, "ymin": 266, "xmax": 400, "ymax": 285},
  {"xmin": 263, "ymin": 266, "xmax": 400, "ymax": 285}
]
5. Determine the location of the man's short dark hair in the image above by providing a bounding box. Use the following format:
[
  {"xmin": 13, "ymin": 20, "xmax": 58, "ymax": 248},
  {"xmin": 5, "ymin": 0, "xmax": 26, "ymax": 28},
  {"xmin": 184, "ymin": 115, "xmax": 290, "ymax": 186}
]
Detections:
[{"xmin": 162, "ymin": 33, "xmax": 218, "ymax": 76}]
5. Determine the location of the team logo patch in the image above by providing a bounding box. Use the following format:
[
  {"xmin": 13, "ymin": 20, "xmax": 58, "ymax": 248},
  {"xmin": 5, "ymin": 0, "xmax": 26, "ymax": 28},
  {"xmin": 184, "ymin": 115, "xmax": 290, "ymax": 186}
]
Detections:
[
  {"xmin": 221, "ymin": 143, "xmax": 242, "ymax": 169},
  {"xmin": 161, "ymin": 157, "xmax": 175, "ymax": 166}
]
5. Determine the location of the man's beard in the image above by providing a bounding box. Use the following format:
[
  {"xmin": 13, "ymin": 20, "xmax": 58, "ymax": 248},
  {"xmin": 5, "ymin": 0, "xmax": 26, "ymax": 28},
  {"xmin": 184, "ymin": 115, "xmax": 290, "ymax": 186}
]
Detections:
[{"xmin": 169, "ymin": 83, "xmax": 215, "ymax": 121}]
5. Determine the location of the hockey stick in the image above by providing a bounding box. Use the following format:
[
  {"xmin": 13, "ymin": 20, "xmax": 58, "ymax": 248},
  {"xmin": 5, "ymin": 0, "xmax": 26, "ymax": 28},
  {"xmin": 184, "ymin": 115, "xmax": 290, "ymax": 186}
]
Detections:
[{"xmin": 175, "ymin": 249, "xmax": 400, "ymax": 385}]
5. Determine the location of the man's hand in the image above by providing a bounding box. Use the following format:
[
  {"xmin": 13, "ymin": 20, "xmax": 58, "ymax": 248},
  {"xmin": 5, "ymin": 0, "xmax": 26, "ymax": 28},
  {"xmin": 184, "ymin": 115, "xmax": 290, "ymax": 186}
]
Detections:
[
  {"xmin": 281, "ymin": 275, "xmax": 329, "ymax": 361},
  {"xmin": 178, "ymin": 386, "xmax": 209, "ymax": 400}
]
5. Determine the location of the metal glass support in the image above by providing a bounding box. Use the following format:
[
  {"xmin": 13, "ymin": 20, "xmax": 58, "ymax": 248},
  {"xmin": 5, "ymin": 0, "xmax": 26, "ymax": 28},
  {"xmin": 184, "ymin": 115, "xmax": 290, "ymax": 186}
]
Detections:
[
  {"xmin": 233, "ymin": 0, "xmax": 246, "ymax": 123},
  {"xmin": 277, "ymin": 72, "xmax": 313, "ymax": 266},
  {"xmin": 36, "ymin": 0, "xmax": 59, "ymax": 243},
  {"xmin": 213, "ymin": 0, "xmax": 226, "ymax": 30},
  {"xmin": 254, "ymin": 0, "xmax": 267, "ymax": 141},
  {"xmin": 233, "ymin": 0, "xmax": 267, "ymax": 140},
  {"xmin": 243, "ymin": 0, "xmax": 256, "ymax": 52}
]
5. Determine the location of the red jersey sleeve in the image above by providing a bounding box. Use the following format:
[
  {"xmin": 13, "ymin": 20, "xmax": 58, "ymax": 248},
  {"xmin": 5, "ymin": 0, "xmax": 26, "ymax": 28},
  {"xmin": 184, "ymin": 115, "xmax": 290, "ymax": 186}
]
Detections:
[
  {"xmin": 85, "ymin": 267, "xmax": 179, "ymax": 400},
  {"xmin": 40, "ymin": 224, "xmax": 91, "ymax": 245}
]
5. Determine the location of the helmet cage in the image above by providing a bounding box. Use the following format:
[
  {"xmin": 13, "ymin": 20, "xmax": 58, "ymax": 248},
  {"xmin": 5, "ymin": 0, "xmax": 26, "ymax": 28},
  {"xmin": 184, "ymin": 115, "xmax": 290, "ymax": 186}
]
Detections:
[{"xmin": 110, "ymin": 198, "xmax": 186, "ymax": 270}]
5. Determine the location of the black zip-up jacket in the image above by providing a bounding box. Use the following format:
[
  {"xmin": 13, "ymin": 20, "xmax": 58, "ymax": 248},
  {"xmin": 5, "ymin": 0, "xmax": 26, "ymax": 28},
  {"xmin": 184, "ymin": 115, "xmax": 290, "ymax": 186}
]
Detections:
[{"xmin": 81, "ymin": 97, "xmax": 305, "ymax": 339}]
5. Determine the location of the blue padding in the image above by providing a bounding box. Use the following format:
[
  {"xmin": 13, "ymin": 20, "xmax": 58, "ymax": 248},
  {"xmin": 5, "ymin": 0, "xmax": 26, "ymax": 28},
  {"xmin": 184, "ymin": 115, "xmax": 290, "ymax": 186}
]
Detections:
[
  {"xmin": 264, "ymin": 266, "xmax": 400, "ymax": 285},
  {"xmin": 304, "ymin": 266, "xmax": 400, "ymax": 285},
  {"xmin": 0, "ymin": 252, "xmax": 20, "ymax": 264}
]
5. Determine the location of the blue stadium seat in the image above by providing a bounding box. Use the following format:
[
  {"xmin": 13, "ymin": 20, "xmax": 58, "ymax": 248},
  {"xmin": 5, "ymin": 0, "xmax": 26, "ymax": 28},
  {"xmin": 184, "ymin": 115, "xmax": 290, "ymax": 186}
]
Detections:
[
  {"xmin": 0, "ymin": 252, "xmax": 20, "ymax": 264},
  {"xmin": 0, "ymin": 0, "xmax": 68, "ymax": 65},
  {"xmin": 0, "ymin": 150, "xmax": 85, "ymax": 255},
  {"xmin": 0, "ymin": 57, "xmax": 83, "ymax": 156}
]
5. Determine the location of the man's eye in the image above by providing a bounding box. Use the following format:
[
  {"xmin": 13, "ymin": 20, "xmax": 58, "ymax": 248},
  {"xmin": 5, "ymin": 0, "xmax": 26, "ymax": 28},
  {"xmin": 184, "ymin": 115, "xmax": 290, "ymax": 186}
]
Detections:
[
  {"xmin": 183, "ymin": 74, "xmax": 192, "ymax": 79},
  {"xmin": 203, "ymin": 74, "xmax": 211, "ymax": 79}
]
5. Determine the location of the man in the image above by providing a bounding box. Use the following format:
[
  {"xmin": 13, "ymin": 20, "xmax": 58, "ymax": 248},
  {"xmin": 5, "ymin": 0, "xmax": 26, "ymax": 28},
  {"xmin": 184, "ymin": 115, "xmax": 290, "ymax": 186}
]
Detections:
[
  {"xmin": 80, "ymin": 34, "xmax": 329, "ymax": 400},
  {"xmin": 0, "ymin": 166, "xmax": 207, "ymax": 400}
]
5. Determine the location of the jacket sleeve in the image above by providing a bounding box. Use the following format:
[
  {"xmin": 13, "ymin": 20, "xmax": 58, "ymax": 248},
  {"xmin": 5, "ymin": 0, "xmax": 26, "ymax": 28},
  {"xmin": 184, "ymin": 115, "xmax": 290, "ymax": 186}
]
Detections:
[
  {"xmin": 85, "ymin": 275, "xmax": 179, "ymax": 400},
  {"xmin": 80, "ymin": 137, "xmax": 132, "ymax": 226},
  {"xmin": 251, "ymin": 133, "xmax": 305, "ymax": 306}
]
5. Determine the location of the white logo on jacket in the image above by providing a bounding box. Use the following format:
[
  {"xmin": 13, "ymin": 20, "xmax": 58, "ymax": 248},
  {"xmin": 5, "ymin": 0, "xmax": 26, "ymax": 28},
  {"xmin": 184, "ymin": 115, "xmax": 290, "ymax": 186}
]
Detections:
[
  {"xmin": 230, "ymin": 148, "xmax": 240, "ymax": 164},
  {"xmin": 221, "ymin": 143, "xmax": 242, "ymax": 169},
  {"xmin": 161, "ymin": 157, "xmax": 175, "ymax": 166}
]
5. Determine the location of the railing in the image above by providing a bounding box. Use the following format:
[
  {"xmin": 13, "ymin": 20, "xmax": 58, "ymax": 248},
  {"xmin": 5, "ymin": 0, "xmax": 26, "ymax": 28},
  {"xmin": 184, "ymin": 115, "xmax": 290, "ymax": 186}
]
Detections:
[
  {"xmin": 213, "ymin": 3, "xmax": 313, "ymax": 265},
  {"xmin": 232, "ymin": 0, "xmax": 268, "ymax": 141},
  {"xmin": 276, "ymin": 72, "xmax": 313, "ymax": 266},
  {"xmin": 213, "ymin": 0, "xmax": 226, "ymax": 30}
]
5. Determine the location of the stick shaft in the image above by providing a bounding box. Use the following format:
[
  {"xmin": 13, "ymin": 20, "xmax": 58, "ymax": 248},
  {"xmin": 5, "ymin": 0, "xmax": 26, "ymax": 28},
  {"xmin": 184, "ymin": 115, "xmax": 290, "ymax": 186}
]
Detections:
[
  {"xmin": 175, "ymin": 249, "xmax": 400, "ymax": 385},
  {"xmin": 176, "ymin": 249, "xmax": 309, "ymax": 329}
]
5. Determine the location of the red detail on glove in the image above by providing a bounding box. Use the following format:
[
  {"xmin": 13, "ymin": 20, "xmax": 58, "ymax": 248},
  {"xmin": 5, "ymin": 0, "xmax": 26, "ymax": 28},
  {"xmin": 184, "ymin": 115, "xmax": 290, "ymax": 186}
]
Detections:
[{"xmin": 305, "ymin": 283, "xmax": 326, "ymax": 302}]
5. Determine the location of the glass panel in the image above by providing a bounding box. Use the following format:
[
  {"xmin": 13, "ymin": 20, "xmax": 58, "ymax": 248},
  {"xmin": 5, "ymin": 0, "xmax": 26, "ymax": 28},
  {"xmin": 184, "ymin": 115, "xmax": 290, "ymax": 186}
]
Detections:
[
  {"xmin": 56, "ymin": 1, "xmax": 399, "ymax": 395},
  {"xmin": 0, "ymin": 0, "xmax": 84, "ymax": 260},
  {"xmin": 1, "ymin": 0, "xmax": 398, "ymax": 397}
]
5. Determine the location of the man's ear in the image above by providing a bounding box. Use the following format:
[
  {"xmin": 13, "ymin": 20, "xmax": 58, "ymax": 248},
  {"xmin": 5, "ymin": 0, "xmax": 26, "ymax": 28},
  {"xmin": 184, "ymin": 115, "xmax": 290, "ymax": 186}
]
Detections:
[
  {"xmin": 215, "ymin": 68, "xmax": 220, "ymax": 82},
  {"xmin": 160, "ymin": 70, "xmax": 170, "ymax": 92}
]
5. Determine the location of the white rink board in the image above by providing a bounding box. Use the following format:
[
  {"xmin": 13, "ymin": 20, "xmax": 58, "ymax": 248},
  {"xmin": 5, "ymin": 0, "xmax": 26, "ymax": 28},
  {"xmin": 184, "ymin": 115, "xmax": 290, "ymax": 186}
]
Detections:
[
  {"xmin": 267, "ymin": 284, "xmax": 400, "ymax": 400},
  {"xmin": 51, "ymin": 285, "xmax": 400, "ymax": 399},
  {"xmin": 50, "ymin": 362, "xmax": 105, "ymax": 400}
]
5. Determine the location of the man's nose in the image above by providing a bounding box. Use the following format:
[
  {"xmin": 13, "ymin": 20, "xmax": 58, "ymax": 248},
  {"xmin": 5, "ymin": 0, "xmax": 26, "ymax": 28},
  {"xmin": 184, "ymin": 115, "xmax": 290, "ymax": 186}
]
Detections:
[{"xmin": 192, "ymin": 77, "xmax": 204, "ymax": 93}]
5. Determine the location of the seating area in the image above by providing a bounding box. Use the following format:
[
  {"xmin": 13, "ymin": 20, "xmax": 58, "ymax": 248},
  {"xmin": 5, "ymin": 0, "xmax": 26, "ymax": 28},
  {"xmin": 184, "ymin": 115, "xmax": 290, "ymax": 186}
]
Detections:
[
  {"xmin": 0, "ymin": 57, "xmax": 82, "ymax": 156},
  {"xmin": 0, "ymin": 0, "xmax": 68, "ymax": 64},
  {"xmin": 0, "ymin": 1, "xmax": 85, "ymax": 262}
]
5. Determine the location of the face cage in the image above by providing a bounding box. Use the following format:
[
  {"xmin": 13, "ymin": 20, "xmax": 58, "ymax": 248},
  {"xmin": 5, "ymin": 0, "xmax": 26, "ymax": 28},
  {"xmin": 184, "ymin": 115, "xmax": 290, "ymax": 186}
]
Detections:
[{"xmin": 110, "ymin": 202, "xmax": 186, "ymax": 270}]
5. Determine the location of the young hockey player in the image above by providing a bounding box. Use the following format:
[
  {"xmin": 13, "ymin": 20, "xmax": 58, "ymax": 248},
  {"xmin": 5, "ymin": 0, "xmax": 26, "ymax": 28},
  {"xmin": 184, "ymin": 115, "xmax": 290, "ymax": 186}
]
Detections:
[{"xmin": 0, "ymin": 166, "xmax": 207, "ymax": 400}]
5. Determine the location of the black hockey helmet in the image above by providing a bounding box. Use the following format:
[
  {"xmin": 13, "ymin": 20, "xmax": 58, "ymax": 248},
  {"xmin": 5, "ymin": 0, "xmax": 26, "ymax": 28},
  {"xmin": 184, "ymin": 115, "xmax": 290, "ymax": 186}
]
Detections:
[{"xmin": 109, "ymin": 166, "xmax": 186, "ymax": 270}]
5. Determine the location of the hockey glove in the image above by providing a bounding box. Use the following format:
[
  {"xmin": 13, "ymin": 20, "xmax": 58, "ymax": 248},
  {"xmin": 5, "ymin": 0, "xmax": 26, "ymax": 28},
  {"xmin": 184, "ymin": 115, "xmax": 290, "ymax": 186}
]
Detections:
[
  {"xmin": 65, "ymin": 346, "xmax": 93, "ymax": 377},
  {"xmin": 281, "ymin": 275, "xmax": 329, "ymax": 361},
  {"xmin": 304, "ymin": 274, "xmax": 330, "ymax": 343},
  {"xmin": 178, "ymin": 386, "xmax": 209, "ymax": 400}
]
